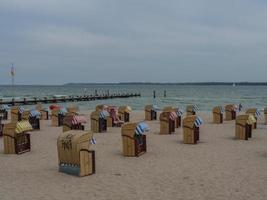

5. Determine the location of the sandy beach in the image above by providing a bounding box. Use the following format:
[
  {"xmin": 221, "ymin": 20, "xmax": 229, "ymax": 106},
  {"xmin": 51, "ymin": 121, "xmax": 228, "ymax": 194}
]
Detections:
[{"xmin": 0, "ymin": 110, "xmax": 267, "ymax": 200}]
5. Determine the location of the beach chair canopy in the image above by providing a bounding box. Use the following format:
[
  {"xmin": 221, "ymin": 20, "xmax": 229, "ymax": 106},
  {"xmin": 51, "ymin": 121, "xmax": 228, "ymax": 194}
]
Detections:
[
  {"xmin": 236, "ymin": 114, "xmax": 256, "ymax": 125},
  {"xmin": 213, "ymin": 106, "xmax": 224, "ymax": 114},
  {"xmin": 194, "ymin": 117, "xmax": 203, "ymax": 127},
  {"xmin": 18, "ymin": 106, "xmax": 25, "ymax": 113},
  {"xmin": 99, "ymin": 110, "xmax": 110, "ymax": 119},
  {"xmin": 176, "ymin": 108, "xmax": 184, "ymax": 117},
  {"xmin": 0, "ymin": 104, "xmax": 10, "ymax": 111},
  {"xmin": 119, "ymin": 106, "xmax": 132, "ymax": 113},
  {"xmin": 29, "ymin": 109, "xmax": 41, "ymax": 118},
  {"xmin": 183, "ymin": 116, "xmax": 204, "ymax": 128},
  {"xmin": 246, "ymin": 108, "xmax": 261, "ymax": 118},
  {"xmin": 15, "ymin": 121, "xmax": 33, "ymax": 134},
  {"xmin": 72, "ymin": 115, "xmax": 87, "ymax": 125},
  {"xmin": 160, "ymin": 111, "xmax": 177, "ymax": 121},
  {"xmin": 187, "ymin": 105, "xmax": 199, "ymax": 112},
  {"xmin": 135, "ymin": 122, "xmax": 150, "ymax": 135}
]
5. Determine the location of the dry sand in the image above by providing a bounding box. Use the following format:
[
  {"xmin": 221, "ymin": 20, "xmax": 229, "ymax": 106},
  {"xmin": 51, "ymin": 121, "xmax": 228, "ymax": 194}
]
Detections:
[{"xmin": 0, "ymin": 110, "xmax": 267, "ymax": 200}]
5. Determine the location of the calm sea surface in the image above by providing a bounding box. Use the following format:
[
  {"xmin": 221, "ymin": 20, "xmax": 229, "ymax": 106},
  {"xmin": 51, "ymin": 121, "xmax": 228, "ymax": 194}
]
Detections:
[{"xmin": 0, "ymin": 84, "xmax": 267, "ymax": 111}]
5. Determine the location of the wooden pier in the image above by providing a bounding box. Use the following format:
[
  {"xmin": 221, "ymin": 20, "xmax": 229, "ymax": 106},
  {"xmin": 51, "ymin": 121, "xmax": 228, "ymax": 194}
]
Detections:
[{"xmin": 0, "ymin": 93, "xmax": 141, "ymax": 106}]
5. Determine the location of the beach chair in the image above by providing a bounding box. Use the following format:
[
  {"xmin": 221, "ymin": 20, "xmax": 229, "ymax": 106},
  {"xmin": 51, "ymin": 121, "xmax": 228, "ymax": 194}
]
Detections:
[
  {"xmin": 0, "ymin": 104, "xmax": 9, "ymax": 120},
  {"xmin": 3, "ymin": 121, "xmax": 32, "ymax": 154},
  {"xmin": 121, "ymin": 122, "xmax": 149, "ymax": 157},
  {"xmin": 57, "ymin": 130, "xmax": 95, "ymax": 176},
  {"xmin": 186, "ymin": 105, "xmax": 198, "ymax": 116},
  {"xmin": 29, "ymin": 109, "xmax": 41, "ymax": 130},
  {"xmin": 36, "ymin": 103, "xmax": 49, "ymax": 120},
  {"xmin": 212, "ymin": 106, "xmax": 224, "ymax": 124},
  {"xmin": 183, "ymin": 116, "xmax": 203, "ymax": 144},
  {"xmin": 145, "ymin": 105, "xmax": 158, "ymax": 121},
  {"xmin": 106, "ymin": 106, "xmax": 124, "ymax": 127},
  {"xmin": 11, "ymin": 106, "xmax": 24, "ymax": 122},
  {"xmin": 63, "ymin": 114, "xmax": 87, "ymax": 132},
  {"xmin": 245, "ymin": 108, "xmax": 260, "ymax": 129},
  {"xmin": 225, "ymin": 104, "xmax": 236, "ymax": 121},
  {"xmin": 159, "ymin": 111, "xmax": 177, "ymax": 134},
  {"xmin": 235, "ymin": 114, "xmax": 256, "ymax": 140},
  {"xmin": 118, "ymin": 106, "xmax": 132, "ymax": 122},
  {"xmin": 51, "ymin": 107, "xmax": 67, "ymax": 127},
  {"xmin": 264, "ymin": 108, "xmax": 267, "ymax": 125},
  {"xmin": 163, "ymin": 106, "xmax": 183, "ymax": 128},
  {"xmin": 90, "ymin": 110, "xmax": 109, "ymax": 133}
]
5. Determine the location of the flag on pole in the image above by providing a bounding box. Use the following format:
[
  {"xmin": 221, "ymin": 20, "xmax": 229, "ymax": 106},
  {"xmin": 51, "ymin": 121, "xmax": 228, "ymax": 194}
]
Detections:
[{"xmin": 11, "ymin": 65, "xmax": 15, "ymax": 76}]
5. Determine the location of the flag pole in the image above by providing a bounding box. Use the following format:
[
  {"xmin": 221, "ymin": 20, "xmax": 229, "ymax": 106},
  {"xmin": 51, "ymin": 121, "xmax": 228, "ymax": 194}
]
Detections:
[{"xmin": 11, "ymin": 63, "xmax": 15, "ymax": 98}]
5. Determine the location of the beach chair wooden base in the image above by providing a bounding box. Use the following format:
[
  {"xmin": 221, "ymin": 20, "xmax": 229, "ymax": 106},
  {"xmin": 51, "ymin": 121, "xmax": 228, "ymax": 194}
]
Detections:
[
  {"xmin": 183, "ymin": 126, "xmax": 199, "ymax": 144},
  {"xmin": 59, "ymin": 150, "xmax": 95, "ymax": 177},
  {"xmin": 160, "ymin": 120, "xmax": 175, "ymax": 135},
  {"xmin": 236, "ymin": 124, "xmax": 252, "ymax": 140},
  {"xmin": 3, "ymin": 133, "xmax": 31, "ymax": 154},
  {"xmin": 122, "ymin": 134, "xmax": 146, "ymax": 157}
]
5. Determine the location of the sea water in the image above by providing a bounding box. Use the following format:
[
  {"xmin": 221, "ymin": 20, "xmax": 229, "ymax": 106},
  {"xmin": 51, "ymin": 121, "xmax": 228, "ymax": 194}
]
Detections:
[{"xmin": 0, "ymin": 84, "xmax": 267, "ymax": 111}]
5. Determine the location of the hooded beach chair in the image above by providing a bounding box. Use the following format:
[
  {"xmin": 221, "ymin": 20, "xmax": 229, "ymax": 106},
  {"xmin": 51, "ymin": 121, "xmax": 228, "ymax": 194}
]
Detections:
[
  {"xmin": 121, "ymin": 122, "xmax": 149, "ymax": 157},
  {"xmin": 235, "ymin": 114, "xmax": 256, "ymax": 140},
  {"xmin": 106, "ymin": 106, "xmax": 124, "ymax": 127},
  {"xmin": 3, "ymin": 121, "xmax": 32, "ymax": 154},
  {"xmin": 245, "ymin": 108, "xmax": 260, "ymax": 129},
  {"xmin": 95, "ymin": 104, "xmax": 108, "ymax": 111},
  {"xmin": 163, "ymin": 106, "xmax": 183, "ymax": 128},
  {"xmin": 63, "ymin": 114, "xmax": 87, "ymax": 132},
  {"xmin": 145, "ymin": 105, "xmax": 159, "ymax": 121},
  {"xmin": 36, "ymin": 103, "xmax": 49, "ymax": 120},
  {"xmin": 225, "ymin": 104, "xmax": 237, "ymax": 121},
  {"xmin": 11, "ymin": 106, "xmax": 24, "ymax": 122},
  {"xmin": 118, "ymin": 106, "xmax": 132, "ymax": 122},
  {"xmin": 29, "ymin": 109, "xmax": 41, "ymax": 130},
  {"xmin": 90, "ymin": 110, "xmax": 109, "ymax": 133},
  {"xmin": 51, "ymin": 106, "xmax": 67, "ymax": 127},
  {"xmin": 182, "ymin": 116, "xmax": 203, "ymax": 144},
  {"xmin": 159, "ymin": 111, "xmax": 177, "ymax": 134},
  {"xmin": 186, "ymin": 105, "xmax": 199, "ymax": 116},
  {"xmin": 212, "ymin": 106, "xmax": 224, "ymax": 124},
  {"xmin": 0, "ymin": 104, "xmax": 9, "ymax": 120},
  {"xmin": 57, "ymin": 130, "xmax": 95, "ymax": 176}
]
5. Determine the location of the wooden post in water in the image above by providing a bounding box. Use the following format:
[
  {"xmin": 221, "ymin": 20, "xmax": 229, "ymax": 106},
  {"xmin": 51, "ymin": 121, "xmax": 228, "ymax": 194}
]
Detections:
[
  {"xmin": 95, "ymin": 90, "xmax": 98, "ymax": 96},
  {"xmin": 164, "ymin": 90, "xmax": 166, "ymax": 98},
  {"xmin": 153, "ymin": 90, "xmax": 156, "ymax": 98}
]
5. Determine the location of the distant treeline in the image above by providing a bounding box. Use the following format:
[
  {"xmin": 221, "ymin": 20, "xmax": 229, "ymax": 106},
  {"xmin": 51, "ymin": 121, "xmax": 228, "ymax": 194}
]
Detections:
[{"xmin": 64, "ymin": 82, "xmax": 267, "ymax": 86}]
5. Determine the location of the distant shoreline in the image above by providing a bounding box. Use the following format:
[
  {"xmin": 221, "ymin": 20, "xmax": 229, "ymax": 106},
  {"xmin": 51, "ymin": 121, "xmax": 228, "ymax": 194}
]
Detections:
[{"xmin": 1, "ymin": 82, "xmax": 267, "ymax": 86}]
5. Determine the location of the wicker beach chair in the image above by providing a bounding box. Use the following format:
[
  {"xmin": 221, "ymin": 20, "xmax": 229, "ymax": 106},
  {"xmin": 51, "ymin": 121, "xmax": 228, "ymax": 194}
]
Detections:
[
  {"xmin": 159, "ymin": 111, "xmax": 177, "ymax": 134},
  {"xmin": 212, "ymin": 106, "xmax": 224, "ymax": 124},
  {"xmin": 225, "ymin": 104, "xmax": 237, "ymax": 121},
  {"xmin": 121, "ymin": 122, "xmax": 149, "ymax": 157},
  {"xmin": 3, "ymin": 121, "xmax": 32, "ymax": 154},
  {"xmin": 118, "ymin": 106, "xmax": 132, "ymax": 122},
  {"xmin": 145, "ymin": 105, "xmax": 158, "ymax": 121},
  {"xmin": 29, "ymin": 109, "xmax": 41, "ymax": 130},
  {"xmin": 182, "ymin": 116, "xmax": 203, "ymax": 144},
  {"xmin": 57, "ymin": 130, "xmax": 95, "ymax": 176},
  {"xmin": 106, "ymin": 106, "xmax": 124, "ymax": 127},
  {"xmin": 11, "ymin": 106, "xmax": 24, "ymax": 122},
  {"xmin": 235, "ymin": 114, "xmax": 256, "ymax": 140},
  {"xmin": 51, "ymin": 107, "xmax": 67, "ymax": 127},
  {"xmin": 90, "ymin": 110, "xmax": 109, "ymax": 133},
  {"xmin": 163, "ymin": 106, "xmax": 183, "ymax": 128}
]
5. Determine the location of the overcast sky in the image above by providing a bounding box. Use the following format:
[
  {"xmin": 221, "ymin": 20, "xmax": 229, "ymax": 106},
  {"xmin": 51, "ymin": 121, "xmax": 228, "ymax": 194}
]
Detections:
[{"xmin": 0, "ymin": 0, "xmax": 267, "ymax": 84}]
